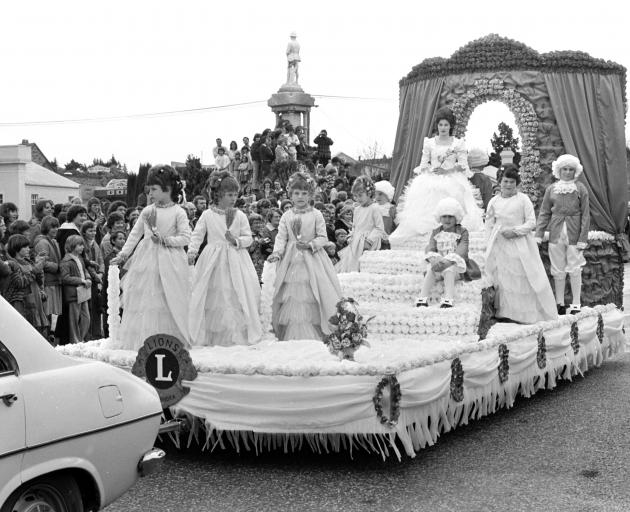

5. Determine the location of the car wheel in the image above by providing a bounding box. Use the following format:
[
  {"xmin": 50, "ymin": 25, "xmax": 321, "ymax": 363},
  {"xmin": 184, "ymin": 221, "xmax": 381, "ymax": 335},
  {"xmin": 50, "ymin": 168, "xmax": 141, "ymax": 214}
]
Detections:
[{"xmin": 1, "ymin": 473, "xmax": 84, "ymax": 512}]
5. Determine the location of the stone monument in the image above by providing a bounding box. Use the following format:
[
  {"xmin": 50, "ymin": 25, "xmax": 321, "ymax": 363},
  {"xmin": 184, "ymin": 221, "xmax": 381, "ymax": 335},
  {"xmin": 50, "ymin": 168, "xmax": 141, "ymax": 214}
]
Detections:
[{"xmin": 268, "ymin": 32, "xmax": 316, "ymax": 142}]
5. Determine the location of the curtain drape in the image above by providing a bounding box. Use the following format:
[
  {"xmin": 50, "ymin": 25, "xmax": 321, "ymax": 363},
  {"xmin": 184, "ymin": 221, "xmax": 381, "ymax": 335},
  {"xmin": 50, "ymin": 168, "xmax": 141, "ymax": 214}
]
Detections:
[
  {"xmin": 390, "ymin": 78, "xmax": 445, "ymax": 198},
  {"xmin": 543, "ymin": 72, "xmax": 628, "ymax": 238}
]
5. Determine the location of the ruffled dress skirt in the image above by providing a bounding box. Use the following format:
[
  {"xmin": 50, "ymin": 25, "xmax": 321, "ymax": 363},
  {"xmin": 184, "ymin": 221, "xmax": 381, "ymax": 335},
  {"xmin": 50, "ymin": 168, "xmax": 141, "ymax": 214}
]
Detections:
[
  {"xmin": 392, "ymin": 172, "xmax": 484, "ymax": 241},
  {"xmin": 486, "ymin": 234, "xmax": 557, "ymax": 324},
  {"xmin": 197, "ymin": 267, "xmax": 248, "ymax": 346},
  {"xmin": 275, "ymin": 252, "xmax": 322, "ymax": 341},
  {"xmin": 118, "ymin": 242, "xmax": 189, "ymax": 350}
]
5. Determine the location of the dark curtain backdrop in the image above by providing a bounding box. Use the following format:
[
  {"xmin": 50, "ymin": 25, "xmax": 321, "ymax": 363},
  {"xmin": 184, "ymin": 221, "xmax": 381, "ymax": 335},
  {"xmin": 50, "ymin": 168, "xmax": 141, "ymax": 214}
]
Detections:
[
  {"xmin": 543, "ymin": 72, "xmax": 628, "ymax": 238},
  {"xmin": 390, "ymin": 78, "xmax": 445, "ymax": 198}
]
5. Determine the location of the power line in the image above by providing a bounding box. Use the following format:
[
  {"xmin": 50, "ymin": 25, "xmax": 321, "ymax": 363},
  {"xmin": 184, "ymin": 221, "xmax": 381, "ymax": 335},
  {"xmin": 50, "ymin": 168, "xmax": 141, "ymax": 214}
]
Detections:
[
  {"xmin": 0, "ymin": 100, "xmax": 268, "ymax": 127},
  {"xmin": 0, "ymin": 94, "xmax": 396, "ymax": 127}
]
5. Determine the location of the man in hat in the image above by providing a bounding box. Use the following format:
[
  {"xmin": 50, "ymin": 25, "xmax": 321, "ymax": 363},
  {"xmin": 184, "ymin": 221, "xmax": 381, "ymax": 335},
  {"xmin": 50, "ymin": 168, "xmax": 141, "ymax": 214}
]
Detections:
[{"xmin": 467, "ymin": 148, "xmax": 494, "ymax": 211}]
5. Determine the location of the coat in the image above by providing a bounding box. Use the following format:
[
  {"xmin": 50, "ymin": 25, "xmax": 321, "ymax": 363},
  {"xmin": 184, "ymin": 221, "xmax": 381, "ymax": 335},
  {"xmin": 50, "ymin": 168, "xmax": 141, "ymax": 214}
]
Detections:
[
  {"xmin": 33, "ymin": 235, "xmax": 62, "ymax": 286},
  {"xmin": 426, "ymin": 225, "xmax": 481, "ymax": 281},
  {"xmin": 60, "ymin": 253, "xmax": 89, "ymax": 303},
  {"xmin": 535, "ymin": 181, "xmax": 590, "ymax": 246}
]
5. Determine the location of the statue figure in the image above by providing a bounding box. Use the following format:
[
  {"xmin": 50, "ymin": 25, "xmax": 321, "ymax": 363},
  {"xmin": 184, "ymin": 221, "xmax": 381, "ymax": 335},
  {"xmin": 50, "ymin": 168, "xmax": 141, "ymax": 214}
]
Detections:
[{"xmin": 286, "ymin": 32, "xmax": 300, "ymax": 84}]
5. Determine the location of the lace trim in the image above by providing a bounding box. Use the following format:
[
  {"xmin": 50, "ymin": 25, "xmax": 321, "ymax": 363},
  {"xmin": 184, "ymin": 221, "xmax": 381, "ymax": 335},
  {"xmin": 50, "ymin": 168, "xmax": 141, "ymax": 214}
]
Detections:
[
  {"xmin": 553, "ymin": 181, "xmax": 578, "ymax": 194},
  {"xmin": 155, "ymin": 201, "xmax": 175, "ymax": 208}
]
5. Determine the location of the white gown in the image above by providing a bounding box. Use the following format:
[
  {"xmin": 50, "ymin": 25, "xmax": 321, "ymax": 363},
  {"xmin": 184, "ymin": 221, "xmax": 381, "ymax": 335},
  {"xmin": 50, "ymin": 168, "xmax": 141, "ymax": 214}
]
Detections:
[
  {"xmin": 189, "ymin": 207, "xmax": 262, "ymax": 346},
  {"xmin": 390, "ymin": 137, "xmax": 484, "ymax": 243},
  {"xmin": 485, "ymin": 193, "xmax": 557, "ymax": 324},
  {"xmin": 115, "ymin": 204, "xmax": 191, "ymax": 350}
]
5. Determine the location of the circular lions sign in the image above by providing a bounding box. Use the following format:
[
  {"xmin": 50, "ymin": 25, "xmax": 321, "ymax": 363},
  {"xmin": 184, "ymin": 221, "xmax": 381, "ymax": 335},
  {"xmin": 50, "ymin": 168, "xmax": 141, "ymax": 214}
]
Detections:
[{"xmin": 132, "ymin": 334, "xmax": 197, "ymax": 408}]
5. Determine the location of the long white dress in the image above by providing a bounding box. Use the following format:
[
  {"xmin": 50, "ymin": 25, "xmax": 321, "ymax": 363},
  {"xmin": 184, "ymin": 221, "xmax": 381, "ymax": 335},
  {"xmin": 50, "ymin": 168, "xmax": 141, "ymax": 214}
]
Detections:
[
  {"xmin": 115, "ymin": 203, "xmax": 191, "ymax": 350},
  {"xmin": 390, "ymin": 136, "xmax": 484, "ymax": 243},
  {"xmin": 189, "ymin": 207, "xmax": 262, "ymax": 346},
  {"xmin": 485, "ymin": 192, "xmax": 557, "ymax": 324},
  {"xmin": 335, "ymin": 202, "xmax": 385, "ymax": 273}
]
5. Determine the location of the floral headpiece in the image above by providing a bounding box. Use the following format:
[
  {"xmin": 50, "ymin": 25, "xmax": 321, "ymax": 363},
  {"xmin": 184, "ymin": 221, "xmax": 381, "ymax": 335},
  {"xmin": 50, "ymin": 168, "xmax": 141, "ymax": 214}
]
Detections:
[
  {"xmin": 351, "ymin": 175, "xmax": 375, "ymax": 197},
  {"xmin": 287, "ymin": 171, "xmax": 315, "ymax": 194}
]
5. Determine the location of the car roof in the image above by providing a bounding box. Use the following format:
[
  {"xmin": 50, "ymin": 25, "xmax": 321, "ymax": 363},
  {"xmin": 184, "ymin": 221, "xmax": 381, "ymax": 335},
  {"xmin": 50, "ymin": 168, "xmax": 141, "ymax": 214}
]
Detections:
[{"xmin": 0, "ymin": 294, "xmax": 73, "ymax": 375}]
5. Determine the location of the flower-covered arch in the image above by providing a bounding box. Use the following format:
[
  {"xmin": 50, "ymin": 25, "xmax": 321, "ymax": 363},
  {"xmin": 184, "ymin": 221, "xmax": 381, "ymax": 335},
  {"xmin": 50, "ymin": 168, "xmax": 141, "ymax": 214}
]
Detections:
[
  {"xmin": 390, "ymin": 34, "xmax": 628, "ymax": 237},
  {"xmin": 449, "ymin": 78, "xmax": 543, "ymax": 202}
]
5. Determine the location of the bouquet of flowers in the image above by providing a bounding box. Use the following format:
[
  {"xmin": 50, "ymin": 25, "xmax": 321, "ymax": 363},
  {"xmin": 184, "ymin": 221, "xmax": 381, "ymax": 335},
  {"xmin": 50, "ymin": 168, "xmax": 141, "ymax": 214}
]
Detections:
[{"xmin": 323, "ymin": 297, "xmax": 373, "ymax": 361}]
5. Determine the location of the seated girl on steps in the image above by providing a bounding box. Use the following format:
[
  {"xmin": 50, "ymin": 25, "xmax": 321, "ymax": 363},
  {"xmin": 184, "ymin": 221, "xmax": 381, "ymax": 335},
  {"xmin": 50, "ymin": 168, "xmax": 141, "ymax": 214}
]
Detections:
[{"xmin": 415, "ymin": 198, "xmax": 481, "ymax": 308}]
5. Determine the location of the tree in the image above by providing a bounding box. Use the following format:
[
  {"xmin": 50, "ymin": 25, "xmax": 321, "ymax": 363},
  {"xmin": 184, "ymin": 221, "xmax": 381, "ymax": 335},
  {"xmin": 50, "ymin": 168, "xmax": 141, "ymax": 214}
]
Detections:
[
  {"xmin": 105, "ymin": 154, "xmax": 120, "ymax": 168},
  {"xmin": 49, "ymin": 158, "xmax": 58, "ymax": 171},
  {"xmin": 488, "ymin": 122, "xmax": 521, "ymax": 168},
  {"xmin": 65, "ymin": 159, "xmax": 86, "ymax": 172},
  {"xmin": 360, "ymin": 140, "xmax": 386, "ymax": 161},
  {"xmin": 178, "ymin": 155, "xmax": 210, "ymax": 201},
  {"xmin": 92, "ymin": 157, "xmax": 106, "ymax": 167}
]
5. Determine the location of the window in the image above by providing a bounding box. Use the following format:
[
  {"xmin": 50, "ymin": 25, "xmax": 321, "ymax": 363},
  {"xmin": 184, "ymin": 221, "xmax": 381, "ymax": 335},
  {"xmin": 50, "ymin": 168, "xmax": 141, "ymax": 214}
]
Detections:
[
  {"xmin": 0, "ymin": 341, "xmax": 19, "ymax": 376},
  {"xmin": 0, "ymin": 194, "xmax": 3, "ymax": 204},
  {"xmin": 31, "ymin": 193, "xmax": 39, "ymax": 206}
]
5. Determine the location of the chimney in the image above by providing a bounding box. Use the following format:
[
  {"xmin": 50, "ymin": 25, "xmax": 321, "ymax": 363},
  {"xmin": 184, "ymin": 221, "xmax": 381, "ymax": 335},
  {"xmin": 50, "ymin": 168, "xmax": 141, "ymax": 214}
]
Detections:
[{"xmin": 21, "ymin": 139, "xmax": 29, "ymax": 145}]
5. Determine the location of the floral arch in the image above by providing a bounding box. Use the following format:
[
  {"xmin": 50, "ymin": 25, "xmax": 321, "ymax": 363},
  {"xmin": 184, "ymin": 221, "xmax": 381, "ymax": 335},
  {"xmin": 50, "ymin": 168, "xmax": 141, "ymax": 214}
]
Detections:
[{"xmin": 390, "ymin": 34, "xmax": 628, "ymax": 241}]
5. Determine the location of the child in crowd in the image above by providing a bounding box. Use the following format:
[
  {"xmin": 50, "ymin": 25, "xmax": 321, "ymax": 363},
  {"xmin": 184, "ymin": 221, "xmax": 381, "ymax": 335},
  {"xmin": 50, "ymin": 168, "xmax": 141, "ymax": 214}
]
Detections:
[
  {"xmin": 467, "ymin": 148, "xmax": 495, "ymax": 212},
  {"xmin": 111, "ymin": 165, "xmax": 191, "ymax": 350},
  {"xmin": 535, "ymin": 154, "xmax": 590, "ymax": 315},
  {"xmin": 100, "ymin": 212, "xmax": 126, "ymax": 260},
  {"xmin": 60, "ymin": 235, "xmax": 91, "ymax": 343},
  {"xmin": 188, "ymin": 171, "xmax": 262, "ymax": 346},
  {"xmin": 374, "ymin": 180, "xmax": 397, "ymax": 249},
  {"xmin": 335, "ymin": 176, "xmax": 385, "ymax": 272},
  {"xmin": 268, "ymin": 171, "xmax": 342, "ymax": 340},
  {"xmin": 5, "ymin": 234, "xmax": 48, "ymax": 333},
  {"xmin": 33, "ymin": 216, "xmax": 62, "ymax": 341},
  {"xmin": 415, "ymin": 198, "xmax": 480, "ymax": 308},
  {"xmin": 335, "ymin": 229, "xmax": 348, "ymax": 253},
  {"xmin": 247, "ymin": 213, "xmax": 268, "ymax": 283},
  {"xmin": 82, "ymin": 221, "xmax": 104, "ymax": 339}
]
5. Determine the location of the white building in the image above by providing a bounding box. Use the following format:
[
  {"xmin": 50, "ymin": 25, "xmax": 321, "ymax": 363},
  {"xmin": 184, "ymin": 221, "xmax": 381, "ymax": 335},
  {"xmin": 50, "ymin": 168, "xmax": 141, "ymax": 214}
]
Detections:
[
  {"xmin": 87, "ymin": 164, "xmax": 110, "ymax": 174},
  {"xmin": 0, "ymin": 144, "xmax": 80, "ymax": 216}
]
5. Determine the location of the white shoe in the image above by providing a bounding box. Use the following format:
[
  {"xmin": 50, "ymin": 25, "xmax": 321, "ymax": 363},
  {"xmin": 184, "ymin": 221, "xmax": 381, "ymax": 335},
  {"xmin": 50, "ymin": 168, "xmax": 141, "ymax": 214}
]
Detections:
[
  {"xmin": 568, "ymin": 304, "xmax": 581, "ymax": 315},
  {"xmin": 415, "ymin": 297, "xmax": 428, "ymax": 308}
]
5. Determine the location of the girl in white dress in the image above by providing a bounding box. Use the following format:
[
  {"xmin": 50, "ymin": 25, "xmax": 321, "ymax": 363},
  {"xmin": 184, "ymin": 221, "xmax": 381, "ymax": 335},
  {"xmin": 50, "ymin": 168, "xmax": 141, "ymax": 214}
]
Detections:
[
  {"xmin": 391, "ymin": 107, "xmax": 484, "ymax": 244},
  {"xmin": 485, "ymin": 167, "xmax": 557, "ymax": 324},
  {"xmin": 268, "ymin": 172, "xmax": 342, "ymax": 340},
  {"xmin": 335, "ymin": 176, "xmax": 385, "ymax": 273},
  {"xmin": 111, "ymin": 165, "xmax": 191, "ymax": 350},
  {"xmin": 188, "ymin": 172, "xmax": 262, "ymax": 346}
]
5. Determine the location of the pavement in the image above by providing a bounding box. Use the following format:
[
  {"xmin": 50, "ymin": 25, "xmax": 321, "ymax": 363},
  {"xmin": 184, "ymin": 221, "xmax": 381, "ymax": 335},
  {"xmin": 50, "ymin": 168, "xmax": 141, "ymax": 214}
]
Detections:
[{"xmin": 106, "ymin": 351, "xmax": 630, "ymax": 512}]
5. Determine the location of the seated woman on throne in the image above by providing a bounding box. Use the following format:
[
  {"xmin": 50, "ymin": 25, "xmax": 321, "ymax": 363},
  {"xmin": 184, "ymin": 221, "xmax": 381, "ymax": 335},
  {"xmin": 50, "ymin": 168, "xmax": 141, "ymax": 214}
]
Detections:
[{"xmin": 390, "ymin": 107, "xmax": 484, "ymax": 244}]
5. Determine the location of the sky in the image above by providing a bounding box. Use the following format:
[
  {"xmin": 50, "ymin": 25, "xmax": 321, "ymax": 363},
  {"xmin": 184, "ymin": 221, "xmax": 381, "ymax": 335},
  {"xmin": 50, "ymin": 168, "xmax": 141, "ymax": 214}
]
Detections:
[{"xmin": 0, "ymin": 0, "xmax": 628, "ymax": 173}]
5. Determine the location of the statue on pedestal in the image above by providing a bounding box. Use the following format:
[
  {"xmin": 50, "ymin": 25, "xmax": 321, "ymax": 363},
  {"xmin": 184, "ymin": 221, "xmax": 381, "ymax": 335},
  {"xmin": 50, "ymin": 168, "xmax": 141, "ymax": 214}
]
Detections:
[{"xmin": 286, "ymin": 32, "xmax": 300, "ymax": 84}]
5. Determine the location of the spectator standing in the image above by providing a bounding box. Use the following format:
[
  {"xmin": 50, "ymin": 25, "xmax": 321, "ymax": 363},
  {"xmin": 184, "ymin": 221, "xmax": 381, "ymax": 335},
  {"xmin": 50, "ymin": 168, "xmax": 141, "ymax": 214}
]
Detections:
[
  {"xmin": 57, "ymin": 205, "xmax": 88, "ymax": 258},
  {"xmin": 247, "ymin": 213, "xmax": 267, "ymax": 282},
  {"xmin": 212, "ymin": 138, "xmax": 225, "ymax": 158},
  {"xmin": 250, "ymin": 133, "xmax": 262, "ymax": 188},
  {"xmin": 29, "ymin": 199, "xmax": 54, "ymax": 244},
  {"xmin": 259, "ymin": 135, "xmax": 275, "ymax": 182},
  {"xmin": 82, "ymin": 221, "xmax": 104, "ymax": 339},
  {"xmin": 228, "ymin": 141, "xmax": 239, "ymax": 173},
  {"xmin": 60, "ymin": 235, "xmax": 91, "ymax": 343},
  {"xmin": 0, "ymin": 218, "xmax": 10, "ymax": 296},
  {"xmin": 100, "ymin": 212, "xmax": 126, "ymax": 260},
  {"xmin": 215, "ymin": 147, "xmax": 231, "ymax": 172},
  {"xmin": 33, "ymin": 216, "xmax": 63, "ymax": 342},
  {"xmin": 285, "ymin": 125, "xmax": 299, "ymax": 160},
  {"xmin": 5, "ymin": 234, "xmax": 48, "ymax": 334},
  {"xmin": 314, "ymin": 129, "xmax": 334, "ymax": 165},
  {"xmin": 0, "ymin": 202, "xmax": 19, "ymax": 244}
]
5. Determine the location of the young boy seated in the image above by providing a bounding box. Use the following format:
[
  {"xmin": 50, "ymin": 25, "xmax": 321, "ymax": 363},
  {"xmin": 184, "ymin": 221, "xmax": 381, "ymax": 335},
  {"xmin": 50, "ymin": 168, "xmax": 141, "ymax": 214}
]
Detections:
[{"xmin": 415, "ymin": 198, "xmax": 480, "ymax": 308}]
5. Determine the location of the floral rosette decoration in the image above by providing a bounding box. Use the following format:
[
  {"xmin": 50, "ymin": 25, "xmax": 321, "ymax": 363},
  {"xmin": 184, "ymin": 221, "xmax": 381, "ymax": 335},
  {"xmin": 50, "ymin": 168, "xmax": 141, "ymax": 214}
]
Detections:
[
  {"xmin": 536, "ymin": 330, "xmax": 547, "ymax": 369},
  {"xmin": 596, "ymin": 313, "xmax": 604, "ymax": 344},
  {"xmin": 570, "ymin": 322, "xmax": 580, "ymax": 355},
  {"xmin": 324, "ymin": 297, "xmax": 373, "ymax": 361}
]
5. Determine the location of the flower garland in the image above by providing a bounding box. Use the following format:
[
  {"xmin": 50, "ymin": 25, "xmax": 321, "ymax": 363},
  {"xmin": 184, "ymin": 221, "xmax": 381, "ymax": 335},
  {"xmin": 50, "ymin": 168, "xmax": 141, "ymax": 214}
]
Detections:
[
  {"xmin": 324, "ymin": 298, "xmax": 372, "ymax": 361},
  {"xmin": 400, "ymin": 34, "xmax": 626, "ymax": 89},
  {"xmin": 107, "ymin": 264, "xmax": 121, "ymax": 343},
  {"xmin": 498, "ymin": 343, "xmax": 510, "ymax": 383},
  {"xmin": 450, "ymin": 358, "xmax": 464, "ymax": 402},
  {"xmin": 570, "ymin": 322, "xmax": 580, "ymax": 355},
  {"xmin": 536, "ymin": 330, "xmax": 547, "ymax": 369},
  {"xmin": 596, "ymin": 313, "xmax": 605, "ymax": 344},
  {"xmin": 372, "ymin": 374, "xmax": 401, "ymax": 428},
  {"xmin": 450, "ymin": 78, "xmax": 544, "ymax": 204}
]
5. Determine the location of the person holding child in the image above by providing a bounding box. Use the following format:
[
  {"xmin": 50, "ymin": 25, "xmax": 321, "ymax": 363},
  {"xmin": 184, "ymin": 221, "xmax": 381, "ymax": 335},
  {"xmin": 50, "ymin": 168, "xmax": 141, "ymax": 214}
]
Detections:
[
  {"xmin": 335, "ymin": 176, "xmax": 385, "ymax": 272},
  {"xmin": 188, "ymin": 171, "xmax": 262, "ymax": 346},
  {"xmin": 111, "ymin": 165, "xmax": 191, "ymax": 350},
  {"xmin": 485, "ymin": 166, "xmax": 557, "ymax": 323},
  {"xmin": 60, "ymin": 235, "xmax": 91, "ymax": 343},
  {"xmin": 415, "ymin": 198, "xmax": 481, "ymax": 308},
  {"xmin": 374, "ymin": 180, "xmax": 397, "ymax": 249},
  {"xmin": 268, "ymin": 171, "xmax": 342, "ymax": 340},
  {"xmin": 535, "ymin": 154, "xmax": 590, "ymax": 315}
]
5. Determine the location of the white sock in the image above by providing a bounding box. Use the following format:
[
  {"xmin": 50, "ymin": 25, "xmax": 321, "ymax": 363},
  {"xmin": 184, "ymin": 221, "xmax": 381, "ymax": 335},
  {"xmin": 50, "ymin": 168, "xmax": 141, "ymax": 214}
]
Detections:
[
  {"xmin": 554, "ymin": 277, "xmax": 566, "ymax": 305},
  {"xmin": 569, "ymin": 272, "xmax": 582, "ymax": 307}
]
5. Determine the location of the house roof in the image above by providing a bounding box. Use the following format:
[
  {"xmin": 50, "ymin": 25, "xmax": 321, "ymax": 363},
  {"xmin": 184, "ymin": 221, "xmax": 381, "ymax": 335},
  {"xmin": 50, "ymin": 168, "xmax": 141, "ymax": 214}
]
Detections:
[{"xmin": 24, "ymin": 161, "xmax": 79, "ymax": 189}]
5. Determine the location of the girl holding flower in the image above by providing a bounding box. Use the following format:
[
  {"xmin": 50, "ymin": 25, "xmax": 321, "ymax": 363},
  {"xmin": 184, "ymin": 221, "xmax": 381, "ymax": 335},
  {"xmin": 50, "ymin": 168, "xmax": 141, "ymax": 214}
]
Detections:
[
  {"xmin": 188, "ymin": 171, "xmax": 262, "ymax": 346},
  {"xmin": 391, "ymin": 107, "xmax": 484, "ymax": 244},
  {"xmin": 268, "ymin": 171, "xmax": 342, "ymax": 340},
  {"xmin": 110, "ymin": 165, "xmax": 191, "ymax": 350}
]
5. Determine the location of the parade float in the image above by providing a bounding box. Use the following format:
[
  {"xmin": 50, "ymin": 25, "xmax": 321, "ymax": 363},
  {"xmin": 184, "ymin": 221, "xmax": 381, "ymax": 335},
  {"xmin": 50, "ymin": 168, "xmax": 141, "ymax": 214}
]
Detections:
[{"xmin": 58, "ymin": 35, "xmax": 628, "ymax": 459}]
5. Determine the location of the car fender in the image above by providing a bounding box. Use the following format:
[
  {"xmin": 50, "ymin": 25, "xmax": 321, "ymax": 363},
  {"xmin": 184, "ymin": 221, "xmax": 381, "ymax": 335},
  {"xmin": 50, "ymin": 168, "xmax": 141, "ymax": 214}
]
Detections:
[{"xmin": 2, "ymin": 457, "xmax": 104, "ymax": 509}]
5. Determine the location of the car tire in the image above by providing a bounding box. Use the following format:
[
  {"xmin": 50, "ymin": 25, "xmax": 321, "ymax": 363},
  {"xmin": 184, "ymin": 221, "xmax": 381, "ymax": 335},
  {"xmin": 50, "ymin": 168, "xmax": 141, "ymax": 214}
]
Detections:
[{"xmin": 1, "ymin": 473, "xmax": 84, "ymax": 512}]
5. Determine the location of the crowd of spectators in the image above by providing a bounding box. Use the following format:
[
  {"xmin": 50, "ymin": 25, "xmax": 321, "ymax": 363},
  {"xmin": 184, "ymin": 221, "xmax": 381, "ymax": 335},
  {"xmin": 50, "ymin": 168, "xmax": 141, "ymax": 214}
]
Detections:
[{"xmin": 0, "ymin": 124, "xmax": 387, "ymax": 345}]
